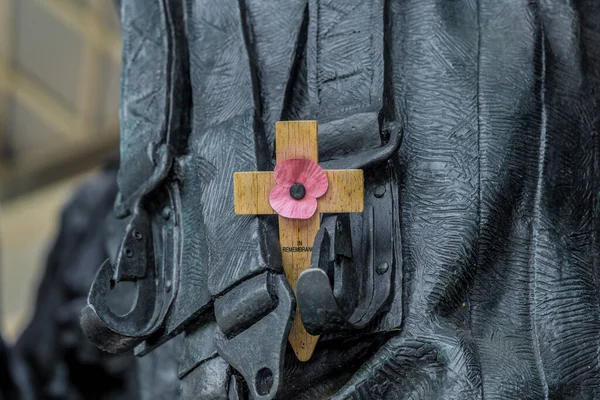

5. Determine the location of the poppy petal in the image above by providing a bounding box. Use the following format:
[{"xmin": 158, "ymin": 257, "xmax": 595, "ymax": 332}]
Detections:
[
  {"xmin": 274, "ymin": 159, "xmax": 328, "ymax": 198},
  {"xmin": 269, "ymin": 185, "xmax": 318, "ymax": 219},
  {"xmin": 273, "ymin": 159, "xmax": 302, "ymax": 188},
  {"xmin": 300, "ymin": 161, "xmax": 328, "ymax": 198}
]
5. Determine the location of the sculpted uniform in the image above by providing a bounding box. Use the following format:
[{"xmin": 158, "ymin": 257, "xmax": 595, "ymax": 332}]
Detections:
[{"xmin": 82, "ymin": 1, "xmax": 600, "ymax": 399}]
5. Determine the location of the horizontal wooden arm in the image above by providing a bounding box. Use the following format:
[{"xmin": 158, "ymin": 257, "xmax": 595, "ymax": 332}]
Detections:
[{"xmin": 233, "ymin": 170, "xmax": 364, "ymax": 215}]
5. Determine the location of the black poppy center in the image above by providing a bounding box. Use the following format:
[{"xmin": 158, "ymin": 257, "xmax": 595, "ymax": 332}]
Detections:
[{"xmin": 289, "ymin": 183, "xmax": 306, "ymax": 200}]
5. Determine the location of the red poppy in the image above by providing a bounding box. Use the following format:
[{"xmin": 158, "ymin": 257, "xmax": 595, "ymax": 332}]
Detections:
[{"xmin": 269, "ymin": 159, "xmax": 329, "ymax": 219}]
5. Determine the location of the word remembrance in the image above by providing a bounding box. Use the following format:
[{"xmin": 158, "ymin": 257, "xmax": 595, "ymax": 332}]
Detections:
[
  {"xmin": 282, "ymin": 243, "xmax": 313, "ymax": 253},
  {"xmin": 233, "ymin": 121, "xmax": 365, "ymax": 361}
]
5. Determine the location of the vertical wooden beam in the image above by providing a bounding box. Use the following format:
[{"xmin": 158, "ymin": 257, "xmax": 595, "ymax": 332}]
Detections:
[
  {"xmin": 0, "ymin": 0, "xmax": 108, "ymax": 142},
  {"xmin": 275, "ymin": 121, "xmax": 320, "ymax": 361},
  {"xmin": 35, "ymin": 0, "xmax": 121, "ymax": 63},
  {"xmin": 0, "ymin": 0, "xmax": 11, "ymax": 331},
  {"xmin": 75, "ymin": 0, "xmax": 105, "ymax": 135},
  {"xmin": 0, "ymin": 0, "xmax": 14, "ymax": 160}
]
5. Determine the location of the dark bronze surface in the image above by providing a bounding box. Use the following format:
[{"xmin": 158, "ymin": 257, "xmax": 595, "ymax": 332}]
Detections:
[
  {"xmin": 3, "ymin": 0, "xmax": 600, "ymax": 399},
  {"xmin": 83, "ymin": 0, "xmax": 600, "ymax": 398}
]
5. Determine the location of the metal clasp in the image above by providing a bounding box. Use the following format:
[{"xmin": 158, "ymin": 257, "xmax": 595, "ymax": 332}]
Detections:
[{"xmin": 81, "ymin": 143, "xmax": 178, "ymax": 353}]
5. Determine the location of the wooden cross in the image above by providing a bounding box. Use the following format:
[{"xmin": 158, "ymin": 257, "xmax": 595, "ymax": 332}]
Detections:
[{"xmin": 233, "ymin": 121, "xmax": 364, "ymax": 361}]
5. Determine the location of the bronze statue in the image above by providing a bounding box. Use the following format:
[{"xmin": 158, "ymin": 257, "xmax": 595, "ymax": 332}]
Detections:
[{"xmin": 4, "ymin": 0, "xmax": 600, "ymax": 399}]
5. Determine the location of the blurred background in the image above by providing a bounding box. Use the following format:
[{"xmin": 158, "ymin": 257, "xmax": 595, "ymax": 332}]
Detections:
[{"xmin": 0, "ymin": 0, "xmax": 120, "ymax": 341}]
